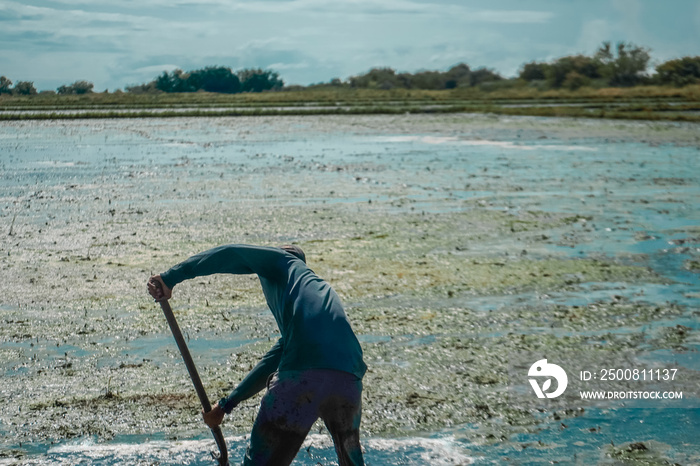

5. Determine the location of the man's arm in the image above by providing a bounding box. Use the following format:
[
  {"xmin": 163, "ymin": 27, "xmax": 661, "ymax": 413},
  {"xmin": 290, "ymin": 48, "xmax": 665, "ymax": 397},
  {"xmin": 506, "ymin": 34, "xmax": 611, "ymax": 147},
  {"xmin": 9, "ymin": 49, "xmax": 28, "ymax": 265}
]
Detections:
[
  {"xmin": 160, "ymin": 244, "xmax": 286, "ymax": 290},
  {"xmin": 219, "ymin": 338, "xmax": 284, "ymax": 413},
  {"xmin": 203, "ymin": 339, "xmax": 284, "ymax": 428}
]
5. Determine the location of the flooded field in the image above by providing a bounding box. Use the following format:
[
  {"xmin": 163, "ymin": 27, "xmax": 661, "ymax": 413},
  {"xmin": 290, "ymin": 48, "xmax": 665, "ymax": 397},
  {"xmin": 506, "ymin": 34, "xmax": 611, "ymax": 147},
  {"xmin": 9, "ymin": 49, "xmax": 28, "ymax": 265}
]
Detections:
[{"xmin": 1, "ymin": 114, "xmax": 699, "ymax": 465}]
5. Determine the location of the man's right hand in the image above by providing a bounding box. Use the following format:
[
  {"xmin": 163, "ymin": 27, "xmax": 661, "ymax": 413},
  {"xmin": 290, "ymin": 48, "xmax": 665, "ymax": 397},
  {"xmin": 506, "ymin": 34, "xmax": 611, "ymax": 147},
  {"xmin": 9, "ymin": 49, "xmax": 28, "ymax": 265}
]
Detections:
[
  {"xmin": 147, "ymin": 275, "xmax": 172, "ymax": 302},
  {"xmin": 202, "ymin": 403, "xmax": 226, "ymax": 429}
]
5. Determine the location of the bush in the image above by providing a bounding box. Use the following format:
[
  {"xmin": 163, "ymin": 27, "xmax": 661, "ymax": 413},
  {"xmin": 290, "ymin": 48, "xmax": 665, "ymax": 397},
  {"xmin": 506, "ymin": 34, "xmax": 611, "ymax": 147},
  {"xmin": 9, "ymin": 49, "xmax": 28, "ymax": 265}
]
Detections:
[
  {"xmin": 237, "ymin": 68, "xmax": 283, "ymax": 93},
  {"xmin": 546, "ymin": 55, "xmax": 600, "ymax": 89},
  {"xmin": 12, "ymin": 81, "xmax": 38, "ymax": 95},
  {"xmin": 0, "ymin": 76, "xmax": 12, "ymax": 94},
  {"xmin": 655, "ymin": 56, "xmax": 700, "ymax": 87},
  {"xmin": 477, "ymin": 78, "xmax": 526, "ymax": 92},
  {"xmin": 350, "ymin": 63, "xmax": 479, "ymax": 90},
  {"xmin": 595, "ymin": 42, "xmax": 650, "ymax": 87},
  {"xmin": 563, "ymin": 71, "xmax": 590, "ymax": 90},
  {"xmin": 125, "ymin": 82, "xmax": 161, "ymax": 94},
  {"xmin": 519, "ymin": 62, "xmax": 549, "ymax": 81},
  {"xmin": 142, "ymin": 66, "xmax": 278, "ymax": 93},
  {"xmin": 57, "ymin": 81, "xmax": 94, "ymax": 95}
]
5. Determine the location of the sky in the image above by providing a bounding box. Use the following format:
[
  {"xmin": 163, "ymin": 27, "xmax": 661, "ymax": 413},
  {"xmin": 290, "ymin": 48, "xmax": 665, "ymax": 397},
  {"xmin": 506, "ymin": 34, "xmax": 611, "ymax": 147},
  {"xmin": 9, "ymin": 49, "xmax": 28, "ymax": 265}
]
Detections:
[{"xmin": 1, "ymin": 0, "xmax": 699, "ymax": 92}]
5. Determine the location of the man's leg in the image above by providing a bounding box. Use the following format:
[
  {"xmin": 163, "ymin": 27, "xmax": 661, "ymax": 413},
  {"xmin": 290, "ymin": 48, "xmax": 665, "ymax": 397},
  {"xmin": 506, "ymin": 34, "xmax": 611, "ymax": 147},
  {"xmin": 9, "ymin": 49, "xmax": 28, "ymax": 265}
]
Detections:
[
  {"xmin": 243, "ymin": 420, "xmax": 307, "ymax": 466},
  {"xmin": 243, "ymin": 370, "xmax": 365, "ymax": 466},
  {"xmin": 319, "ymin": 377, "xmax": 365, "ymax": 466},
  {"xmin": 242, "ymin": 372, "xmax": 318, "ymax": 466}
]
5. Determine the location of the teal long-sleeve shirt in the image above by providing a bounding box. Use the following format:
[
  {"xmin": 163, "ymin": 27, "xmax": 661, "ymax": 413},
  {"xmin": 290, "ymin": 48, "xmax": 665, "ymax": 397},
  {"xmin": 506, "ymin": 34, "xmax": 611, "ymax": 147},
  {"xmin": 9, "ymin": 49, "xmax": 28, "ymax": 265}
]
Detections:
[{"xmin": 160, "ymin": 244, "xmax": 367, "ymax": 413}]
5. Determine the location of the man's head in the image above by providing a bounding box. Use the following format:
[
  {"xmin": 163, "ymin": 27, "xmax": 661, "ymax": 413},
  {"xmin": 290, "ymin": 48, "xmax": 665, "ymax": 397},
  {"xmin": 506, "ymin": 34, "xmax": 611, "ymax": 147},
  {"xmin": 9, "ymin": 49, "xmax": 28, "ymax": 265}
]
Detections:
[{"xmin": 280, "ymin": 244, "xmax": 306, "ymax": 263}]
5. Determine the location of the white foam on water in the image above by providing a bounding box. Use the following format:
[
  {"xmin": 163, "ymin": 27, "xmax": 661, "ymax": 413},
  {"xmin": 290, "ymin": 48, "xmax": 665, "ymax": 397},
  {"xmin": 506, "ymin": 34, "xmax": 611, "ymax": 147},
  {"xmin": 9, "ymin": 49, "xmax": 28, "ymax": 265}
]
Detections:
[
  {"xmin": 365, "ymin": 436, "xmax": 473, "ymax": 465},
  {"xmin": 381, "ymin": 135, "xmax": 597, "ymax": 152},
  {"xmin": 25, "ymin": 433, "xmax": 472, "ymax": 465},
  {"xmin": 34, "ymin": 160, "xmax": 77, "ymax": 167},
  {"xmin": 45, "ymin": 435, "xmax": 242, "ymax": 465}
]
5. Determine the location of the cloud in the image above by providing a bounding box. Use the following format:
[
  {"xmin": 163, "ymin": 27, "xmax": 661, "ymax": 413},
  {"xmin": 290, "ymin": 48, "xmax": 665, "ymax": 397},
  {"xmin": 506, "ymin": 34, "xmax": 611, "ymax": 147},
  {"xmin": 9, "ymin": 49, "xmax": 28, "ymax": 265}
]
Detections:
[
  {"xmin": 108, "ymin": 42, "xmax": 325, "ymax": 87},
  {"xmin": 469, "ymin": 9, "xmax": 554, "ymax": 24},
  {"xmin": 576, "ymin": 19, "xmax": 612, "ymax": 53},
  {"xmin": 39, "ymin": 0, "xmax": 552, "ymax": 24},
  {"xmin": 0, "ymin": 1, "xmax": 155, "ymax": 49},
  {"xmin": 0, "ymin": 3, "xmax": 43, "ymax": 21},
  {"xmin": 2, "ymin": 0, "xmax": 693, "ymax": 92},
  {"xmin": 3, "ymin": 1, "xmax": 150, "ymax": 25},
  {"xmin": 133, "ymin": 64, "xmax": 181, "ymax": 75},
  {"xmin": 612, "ymin": 0, "xmax": 642, "ymax": 20},
  {"xmin": 219, "ymin": 0, "xmax": 554, "ymax": 24}
]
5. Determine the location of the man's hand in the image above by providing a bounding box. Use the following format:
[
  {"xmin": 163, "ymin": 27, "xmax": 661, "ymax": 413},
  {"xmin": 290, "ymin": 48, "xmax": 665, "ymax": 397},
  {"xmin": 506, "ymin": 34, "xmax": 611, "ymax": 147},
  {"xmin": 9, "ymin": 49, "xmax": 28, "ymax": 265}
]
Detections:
[
  {"xmin": 202, "ymin": 403, "xmax": 225, "ymax": 429},
  {"xmin": 147, "ymin": 275, "xmax": 172, "ymax": 302}
]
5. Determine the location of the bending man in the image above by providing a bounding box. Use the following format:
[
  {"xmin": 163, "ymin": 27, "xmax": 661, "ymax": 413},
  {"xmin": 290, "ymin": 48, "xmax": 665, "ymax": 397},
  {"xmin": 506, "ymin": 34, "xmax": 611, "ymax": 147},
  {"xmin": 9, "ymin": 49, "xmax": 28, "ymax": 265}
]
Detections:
[{"xmin": 148, "ymin": 244, "xmax": 367, "ymax": 466}]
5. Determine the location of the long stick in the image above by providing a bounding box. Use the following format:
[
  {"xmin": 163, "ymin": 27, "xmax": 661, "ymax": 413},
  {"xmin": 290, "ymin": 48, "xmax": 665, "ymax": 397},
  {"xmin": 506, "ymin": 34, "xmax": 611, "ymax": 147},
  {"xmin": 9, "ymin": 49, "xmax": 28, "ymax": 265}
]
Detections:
[{"xmin": 158, "ymin": 298, "xmax": 229, "ymax": 466}]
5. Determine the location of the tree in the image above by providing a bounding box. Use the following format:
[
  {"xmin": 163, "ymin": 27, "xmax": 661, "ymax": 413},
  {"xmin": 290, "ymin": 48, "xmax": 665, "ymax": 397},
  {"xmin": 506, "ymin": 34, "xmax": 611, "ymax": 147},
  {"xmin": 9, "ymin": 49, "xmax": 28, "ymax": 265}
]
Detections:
[
  {"xmin": 145, "ymin": 66, "xmax": 274, "ymax": 93},
  {"xmin": 396, "ymin": 72, "xmax": 413, "ymax": 89},
  {"xmin": 655, "ymin": 56, "xmax": 700, "ymax": 86},
  {"xmin": 237, "ymin": 68, "xmax": 283, "ymax": 92},
  {"xmin": 470, "ymin": 67, "xmax": 503, "ymax": 86},
  {"xmin": 349, "ymin": 68, "xmax": 399, "ymax": 89},
  {"xmin": 562, "ymin": 71, "xmax": 590, "ymax": 90},
  {"xmin": 410, "ymin": 70, "xmax": 445, "ymax": 90},
  {"xmin": 171, "ymin": 69, "xmax": 194, "ymax": 93},
  {"xmin": 546, "ymin": 55, "xmax": 600, "ymax": 88},
  {"xmin": 444, "ymin": 63, "xmax": 471, "ymax": 89},
  {"xmin": 349, "ymin": 64, "xmax": 485, "ymax": 90},
  {"xmin": 519, "ymin": 62, "xmax": 549, "ymax": 81},
  {"xmin": 12, "ymin": 81, "xmax": 37, "ymax": 95},
  {"xmin": 57, "ymin": 80, "xmax": 94, "ymax": 95},
  {"xmin": 126, "ymin": 82, "xmax": 160, "ymax": 94},
  {"xmin": 595, "ymin": 41, "xmax": 650, "ymax": 87},
  {"xmin": 189, "ymin": 66, "xmax": 241, "ymax": 93},
  {"xmin": 0, "ymin": 76, "xmax": 12, "ymax": 94},
  {"xmin": 152, "ymin": 69, "xmax": 194, "ymax": 93},
  {"xmin": 154, "ymin": 71, "xmax": 175, "ymax": 93}
]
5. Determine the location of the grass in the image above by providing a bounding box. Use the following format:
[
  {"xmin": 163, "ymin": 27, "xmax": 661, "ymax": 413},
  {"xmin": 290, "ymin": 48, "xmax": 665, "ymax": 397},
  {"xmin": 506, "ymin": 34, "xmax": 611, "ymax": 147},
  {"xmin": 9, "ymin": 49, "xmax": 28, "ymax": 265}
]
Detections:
[{"xmin": 1, "ymin": 85, "xmax": 699, "ymax": 121}]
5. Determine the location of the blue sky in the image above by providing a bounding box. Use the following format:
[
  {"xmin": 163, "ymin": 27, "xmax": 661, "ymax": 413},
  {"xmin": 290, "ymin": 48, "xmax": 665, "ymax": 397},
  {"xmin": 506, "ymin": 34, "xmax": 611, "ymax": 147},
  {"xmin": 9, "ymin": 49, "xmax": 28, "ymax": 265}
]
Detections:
[{"xmin": 1, "ymin": 0, "xmax": 699, "ymax": 91}]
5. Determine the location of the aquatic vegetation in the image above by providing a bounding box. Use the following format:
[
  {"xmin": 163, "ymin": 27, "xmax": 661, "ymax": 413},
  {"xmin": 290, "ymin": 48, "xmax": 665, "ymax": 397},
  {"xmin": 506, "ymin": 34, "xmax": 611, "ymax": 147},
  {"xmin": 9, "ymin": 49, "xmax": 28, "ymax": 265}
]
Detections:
[
  {"xmin": 606, "ymin": 440, "xmax": 677, "ymax": 465},
  {"xmin": 0, "ymin": 114, "xmax": 698, "ymax": 464}
]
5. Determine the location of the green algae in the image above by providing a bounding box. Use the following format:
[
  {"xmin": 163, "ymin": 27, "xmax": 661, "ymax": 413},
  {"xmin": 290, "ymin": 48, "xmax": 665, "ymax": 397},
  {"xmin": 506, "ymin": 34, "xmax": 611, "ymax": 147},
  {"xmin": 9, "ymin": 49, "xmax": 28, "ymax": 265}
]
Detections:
[
  {"xmin": 1, "ymin": 114, "xmax": 698, "ymax": 463},
  {"xmin": 685, "ymin": 259, "xmax": 700, "ymax": 272},
  {"xmin": 606, "ymin": 440, "xmax": 679, "ymax": 466},
  {"xmin": 4, "ymin": 203, "xmax": 675, "ymax": 445}
]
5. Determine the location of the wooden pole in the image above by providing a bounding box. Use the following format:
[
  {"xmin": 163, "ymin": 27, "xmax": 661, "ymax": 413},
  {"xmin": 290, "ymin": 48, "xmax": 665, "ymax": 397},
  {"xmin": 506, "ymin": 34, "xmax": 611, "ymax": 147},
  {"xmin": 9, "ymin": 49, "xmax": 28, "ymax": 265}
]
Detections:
[{"xmin": 158, "ymin": 298, "xmax": 229, "ymax": 466}]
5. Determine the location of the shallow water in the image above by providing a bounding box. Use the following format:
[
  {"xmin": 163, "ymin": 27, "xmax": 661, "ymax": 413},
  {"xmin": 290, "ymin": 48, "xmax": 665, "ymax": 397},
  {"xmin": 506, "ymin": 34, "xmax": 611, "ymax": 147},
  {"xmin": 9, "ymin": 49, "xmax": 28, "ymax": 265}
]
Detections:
[
  {"xmin": 1, "ymin": 114, "xmax": 699, "ymax": 464},
  {"xmin": 2, "ymin": 434, "xmax": 474, "ymax": 466}
]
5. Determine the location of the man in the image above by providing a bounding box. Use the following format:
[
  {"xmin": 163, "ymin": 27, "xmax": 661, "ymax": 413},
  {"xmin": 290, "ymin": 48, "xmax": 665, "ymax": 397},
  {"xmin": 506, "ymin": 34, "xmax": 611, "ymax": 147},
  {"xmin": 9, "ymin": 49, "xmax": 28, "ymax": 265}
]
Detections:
[{"xmin": 147, "ymin": 244, "xmax": 367, "ymax": 466}]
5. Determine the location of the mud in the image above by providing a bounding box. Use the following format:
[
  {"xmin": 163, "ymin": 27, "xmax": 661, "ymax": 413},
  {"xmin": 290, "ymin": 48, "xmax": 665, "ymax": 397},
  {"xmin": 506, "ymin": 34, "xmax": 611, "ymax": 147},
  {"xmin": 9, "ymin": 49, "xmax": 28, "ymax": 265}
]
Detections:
[{"xmin": 1, "ymin": 114, "xmax": 698, "ymax": 464}]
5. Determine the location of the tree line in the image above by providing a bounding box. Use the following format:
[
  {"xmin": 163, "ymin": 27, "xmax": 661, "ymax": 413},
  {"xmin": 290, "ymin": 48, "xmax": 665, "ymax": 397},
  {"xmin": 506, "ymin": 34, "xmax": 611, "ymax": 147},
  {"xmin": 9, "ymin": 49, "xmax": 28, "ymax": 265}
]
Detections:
[
  {"xmin": 0, "ymin": 67, "xmax": 283, "ymax": 96},
  {"xmin": 336, "ymin": 42, "xmax": 700, "ymax": 91},
  {"xmin": 518, "ymin": 42, "xmax": 653, "ymax": 90},
  {"xmin": 125, "ymin": 67, "xmax": 283, "ymax": 94},
  {"xmin": 339, "ymin": 64, "xmax": 504, "ymax": 90},
  {"xmin": 0, "ymin": 78, "xmax": 96, "ymax": 96},
  {"xmin": 1, "ymin": 42, "xmax": 699, "ymax": 96},
  {"xmin": 0, "ymin": 76, "xmax": 38, "ymax": 96}
]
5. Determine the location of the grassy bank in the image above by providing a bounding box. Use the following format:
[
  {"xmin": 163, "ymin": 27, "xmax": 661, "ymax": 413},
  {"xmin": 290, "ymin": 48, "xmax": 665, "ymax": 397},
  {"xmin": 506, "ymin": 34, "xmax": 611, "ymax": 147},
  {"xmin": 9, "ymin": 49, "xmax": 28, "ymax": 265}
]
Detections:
[{"xmin": 1, "ymin": 85, "xmax": 699, "ymax": 121}]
